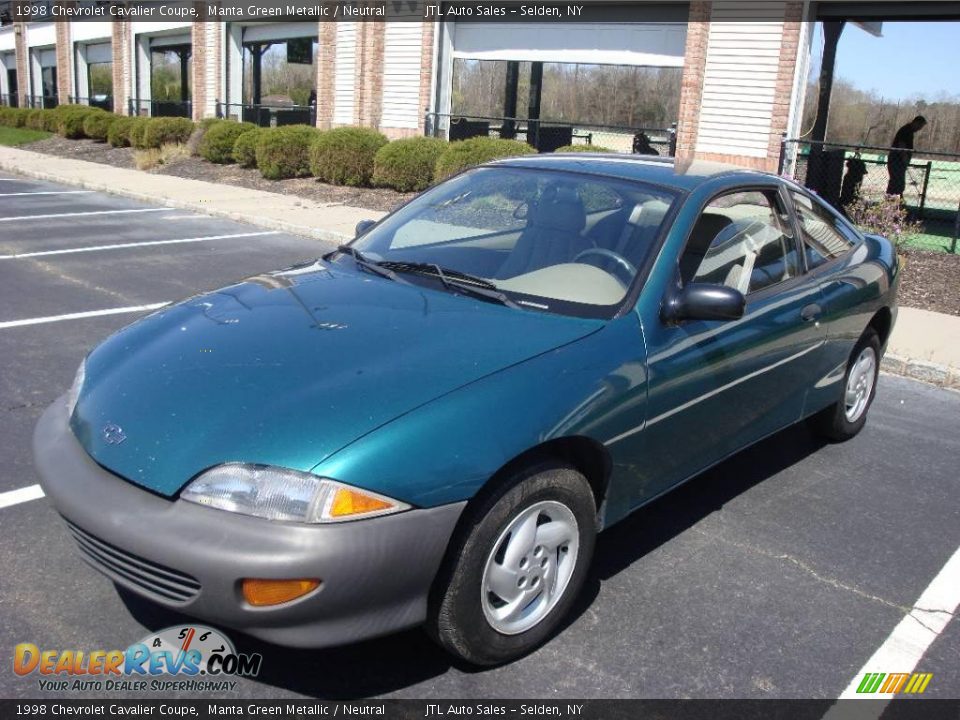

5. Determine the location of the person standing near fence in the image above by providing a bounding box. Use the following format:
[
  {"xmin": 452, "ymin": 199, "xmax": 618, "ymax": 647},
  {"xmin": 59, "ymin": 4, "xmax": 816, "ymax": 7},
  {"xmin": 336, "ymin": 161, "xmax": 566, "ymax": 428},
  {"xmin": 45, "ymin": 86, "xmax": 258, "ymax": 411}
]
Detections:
[{"xmin": 886, "ymin": 115, "xmax": 927, "ymax": 196}]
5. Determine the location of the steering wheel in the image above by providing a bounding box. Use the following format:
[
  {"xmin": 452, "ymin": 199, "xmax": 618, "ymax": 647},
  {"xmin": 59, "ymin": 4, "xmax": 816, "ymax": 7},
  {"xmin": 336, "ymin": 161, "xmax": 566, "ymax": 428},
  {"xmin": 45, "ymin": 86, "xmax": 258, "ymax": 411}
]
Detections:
[{"xmin": 572, "ymin": 248, "xmax": 637, "ymax": 284}]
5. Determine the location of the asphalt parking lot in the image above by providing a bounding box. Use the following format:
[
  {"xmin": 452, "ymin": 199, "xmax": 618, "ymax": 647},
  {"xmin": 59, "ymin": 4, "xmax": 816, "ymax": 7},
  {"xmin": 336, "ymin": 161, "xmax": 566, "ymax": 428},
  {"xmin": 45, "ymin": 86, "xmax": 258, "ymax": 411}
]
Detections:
[{"xmin": 0, "ymin": 175, "xmax": 957, "ymax": 701}]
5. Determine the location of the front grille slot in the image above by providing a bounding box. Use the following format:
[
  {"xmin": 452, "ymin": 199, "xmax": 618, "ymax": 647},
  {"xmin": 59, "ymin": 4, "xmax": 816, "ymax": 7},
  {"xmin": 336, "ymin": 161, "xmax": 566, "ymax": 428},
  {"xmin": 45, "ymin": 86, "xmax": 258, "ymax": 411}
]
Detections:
[{"xmin": 64, "ymin": 519, "xmax": 201, "ymax": 604}]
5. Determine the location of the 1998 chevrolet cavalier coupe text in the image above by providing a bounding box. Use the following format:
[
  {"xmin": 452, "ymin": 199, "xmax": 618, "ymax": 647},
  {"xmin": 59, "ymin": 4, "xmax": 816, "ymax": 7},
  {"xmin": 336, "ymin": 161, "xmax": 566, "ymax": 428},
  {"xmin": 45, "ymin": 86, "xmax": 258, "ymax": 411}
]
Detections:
[{"xmin": 35, "ymin": 155, "xmax": 897, "ymax": 665}]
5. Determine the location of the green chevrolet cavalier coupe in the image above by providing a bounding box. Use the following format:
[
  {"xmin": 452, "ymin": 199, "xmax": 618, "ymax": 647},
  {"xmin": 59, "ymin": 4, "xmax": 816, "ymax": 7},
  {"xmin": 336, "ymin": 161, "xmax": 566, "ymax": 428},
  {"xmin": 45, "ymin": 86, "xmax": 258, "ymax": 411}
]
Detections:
[{"xmin": 35, "ymin": 155, "xmax": 897, "ymax": 665}]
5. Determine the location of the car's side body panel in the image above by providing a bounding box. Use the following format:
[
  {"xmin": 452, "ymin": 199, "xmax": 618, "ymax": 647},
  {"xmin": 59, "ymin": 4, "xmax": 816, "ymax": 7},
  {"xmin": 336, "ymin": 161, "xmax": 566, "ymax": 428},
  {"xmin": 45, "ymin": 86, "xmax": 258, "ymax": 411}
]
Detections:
[
  {"xmin": 803, "ymin": 234, "xmax": 899, "ymax": 416},
  {"xmin": 313, "ymin": 315, "xmax": 648, "ymax": 519}
]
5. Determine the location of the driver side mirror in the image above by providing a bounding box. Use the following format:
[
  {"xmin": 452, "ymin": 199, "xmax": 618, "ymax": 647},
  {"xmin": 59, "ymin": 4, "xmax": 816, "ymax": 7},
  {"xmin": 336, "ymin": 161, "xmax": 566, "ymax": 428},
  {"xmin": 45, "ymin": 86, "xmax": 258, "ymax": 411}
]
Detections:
[
  {"xmin": 355, "ymin": 219, "xmax": 376, "ymax": 237},
  {"xmin": 662, "ymin": 283, "xmax": 745, "ymax": 324}
]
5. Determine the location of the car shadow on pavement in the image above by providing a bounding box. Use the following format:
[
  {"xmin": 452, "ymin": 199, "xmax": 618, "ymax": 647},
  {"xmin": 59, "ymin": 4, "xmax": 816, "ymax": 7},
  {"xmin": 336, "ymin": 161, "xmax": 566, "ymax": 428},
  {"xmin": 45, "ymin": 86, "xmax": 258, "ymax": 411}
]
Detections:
[{"xmin": 119, "ymin": 423, "xmax": 826, "ymax": 698}]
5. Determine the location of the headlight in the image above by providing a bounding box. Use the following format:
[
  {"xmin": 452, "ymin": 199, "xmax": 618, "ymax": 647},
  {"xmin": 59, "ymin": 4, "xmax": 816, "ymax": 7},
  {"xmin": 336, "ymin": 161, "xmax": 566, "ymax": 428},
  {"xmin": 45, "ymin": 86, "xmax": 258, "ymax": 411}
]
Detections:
[
  {"xmin": 66, "ymin": 359, "xmax": 86, "ymax": 418},
  {"xmin": 180, "ymin": 464, "xmax": 410, "ymax": 523}
]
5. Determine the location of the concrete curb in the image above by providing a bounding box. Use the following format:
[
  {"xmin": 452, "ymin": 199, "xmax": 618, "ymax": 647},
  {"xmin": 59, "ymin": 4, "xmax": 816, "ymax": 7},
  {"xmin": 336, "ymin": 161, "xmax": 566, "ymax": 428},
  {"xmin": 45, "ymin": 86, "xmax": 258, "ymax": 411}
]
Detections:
[
  {"xmin": 881, "ymin": 353, "xmax": 960, "ymax": 391},
  {"xmin": 0, "ymin": 158, "xmax": 353, "ymax": 245}
]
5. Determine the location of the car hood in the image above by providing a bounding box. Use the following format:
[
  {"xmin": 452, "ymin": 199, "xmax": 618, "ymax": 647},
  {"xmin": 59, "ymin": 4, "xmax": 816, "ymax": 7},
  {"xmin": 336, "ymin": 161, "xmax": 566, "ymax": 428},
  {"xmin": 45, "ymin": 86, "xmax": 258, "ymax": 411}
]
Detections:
[{"xmin": 71, "ymin": 262, "xmax": 603, "ymax": 497}]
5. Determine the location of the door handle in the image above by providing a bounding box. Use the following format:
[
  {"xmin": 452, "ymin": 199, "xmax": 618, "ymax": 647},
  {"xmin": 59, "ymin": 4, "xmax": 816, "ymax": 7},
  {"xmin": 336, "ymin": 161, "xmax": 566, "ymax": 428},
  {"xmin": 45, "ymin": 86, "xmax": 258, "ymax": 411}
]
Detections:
[{"xmin": 801, "ymin": 304, "xmax": 822, "ymax": 322}]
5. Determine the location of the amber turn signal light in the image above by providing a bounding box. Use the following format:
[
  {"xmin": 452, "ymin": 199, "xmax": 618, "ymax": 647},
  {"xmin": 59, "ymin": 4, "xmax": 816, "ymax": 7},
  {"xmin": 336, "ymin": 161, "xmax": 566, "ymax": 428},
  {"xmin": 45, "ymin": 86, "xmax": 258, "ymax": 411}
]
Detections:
[
  {"xmin": 328, "ymin": 487, "xmax": 394, "ymax": 518},
  {"xmin": 242, "ymin": 578, "xmax": 320, "ymax": 607}
]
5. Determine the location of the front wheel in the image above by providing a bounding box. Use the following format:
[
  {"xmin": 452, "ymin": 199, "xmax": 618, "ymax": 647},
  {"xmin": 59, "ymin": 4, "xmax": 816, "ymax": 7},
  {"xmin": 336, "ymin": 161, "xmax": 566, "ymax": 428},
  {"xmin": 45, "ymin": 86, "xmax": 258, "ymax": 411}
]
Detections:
[
  {"xmin": 427, "ymin": 463, "xmax": 597, "ymax": 666},
  {"xmin": 808, "ymin": 329, "xmax": 880, "ymax": 442}
]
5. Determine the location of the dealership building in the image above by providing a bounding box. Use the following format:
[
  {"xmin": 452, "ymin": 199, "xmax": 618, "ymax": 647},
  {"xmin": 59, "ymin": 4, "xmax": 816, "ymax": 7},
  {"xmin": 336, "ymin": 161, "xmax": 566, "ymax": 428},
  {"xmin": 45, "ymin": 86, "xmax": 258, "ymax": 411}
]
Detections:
[{"xmin": 0, "ymin": 2, "xmax": 934, "ymax": 172}]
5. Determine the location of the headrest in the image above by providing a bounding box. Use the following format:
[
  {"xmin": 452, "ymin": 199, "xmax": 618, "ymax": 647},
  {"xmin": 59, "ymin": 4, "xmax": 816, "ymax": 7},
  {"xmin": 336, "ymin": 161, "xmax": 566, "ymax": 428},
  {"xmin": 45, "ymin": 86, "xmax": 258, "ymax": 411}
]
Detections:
[
  {"xmin": 633, "ymin": 199, "xmax": 670, "ymax": 227},
  {"xmin": 531, "ymin": 185, "xmax": 586, "ymax": 233},
  {"xmin": 688, "ymin": 212, "xmax": 733, "ymax": 254}
]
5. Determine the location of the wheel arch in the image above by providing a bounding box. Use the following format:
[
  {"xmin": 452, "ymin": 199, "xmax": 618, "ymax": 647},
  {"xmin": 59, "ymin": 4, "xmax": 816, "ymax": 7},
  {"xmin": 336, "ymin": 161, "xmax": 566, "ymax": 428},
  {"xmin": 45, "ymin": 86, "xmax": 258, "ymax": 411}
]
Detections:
[
  {"xmin": 463, "ymin": 436, "xmax": 613, "ymax": 528},
  {"xmin": 868, "ymin": 306, "xmax": 894, "ymax": 350}
]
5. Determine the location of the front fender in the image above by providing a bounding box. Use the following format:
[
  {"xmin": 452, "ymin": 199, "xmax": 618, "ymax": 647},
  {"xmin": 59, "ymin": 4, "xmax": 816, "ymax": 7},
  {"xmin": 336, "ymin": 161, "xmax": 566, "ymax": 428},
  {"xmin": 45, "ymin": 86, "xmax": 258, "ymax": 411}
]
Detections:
[{"xmin": 312, "ymin": 315, "xmax": 648, "ymax": 513}]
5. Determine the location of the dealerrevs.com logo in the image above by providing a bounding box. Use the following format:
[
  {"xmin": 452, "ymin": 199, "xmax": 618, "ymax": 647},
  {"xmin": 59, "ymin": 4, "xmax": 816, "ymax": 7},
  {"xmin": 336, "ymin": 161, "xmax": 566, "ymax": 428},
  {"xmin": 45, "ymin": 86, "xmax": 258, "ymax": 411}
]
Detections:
[{"xmin": 14, "ymin": 625, "xmax": 263, "ymax": 692}]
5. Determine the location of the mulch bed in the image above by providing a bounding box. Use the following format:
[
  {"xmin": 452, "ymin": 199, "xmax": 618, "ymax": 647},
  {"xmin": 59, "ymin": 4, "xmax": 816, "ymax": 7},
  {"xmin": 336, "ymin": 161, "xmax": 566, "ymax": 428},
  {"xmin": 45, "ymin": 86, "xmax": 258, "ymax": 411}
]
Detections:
[
  {"xmin": 898, "ymin": 249, "xmax": 960, "ymax": 317},
  {"xmin": 21, "ymin": 137, "xmax": 959, "ymax": 316}
]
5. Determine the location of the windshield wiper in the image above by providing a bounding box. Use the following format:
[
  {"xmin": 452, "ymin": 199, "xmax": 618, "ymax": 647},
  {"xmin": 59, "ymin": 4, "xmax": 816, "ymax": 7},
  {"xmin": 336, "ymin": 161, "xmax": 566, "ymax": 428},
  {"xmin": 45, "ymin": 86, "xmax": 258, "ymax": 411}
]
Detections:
[
  {"xmin": 378, "ymin": 260, "xmax": 517, "ymax": 308},
  {"xmin": 335, "ymin": 245, "xmax": 406, "ymax": 283}
]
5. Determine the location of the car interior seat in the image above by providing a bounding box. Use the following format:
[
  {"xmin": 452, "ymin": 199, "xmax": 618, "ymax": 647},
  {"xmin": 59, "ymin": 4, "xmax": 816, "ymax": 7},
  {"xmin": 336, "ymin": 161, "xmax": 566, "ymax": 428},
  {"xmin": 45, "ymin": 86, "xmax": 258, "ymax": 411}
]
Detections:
[
  {"xmin": 496, "ymin": 185, "xmax": 589, "ymax": 279},
  {"xmin": 679, "ymin": 212, "xmax": 733, "ymax": 285}
]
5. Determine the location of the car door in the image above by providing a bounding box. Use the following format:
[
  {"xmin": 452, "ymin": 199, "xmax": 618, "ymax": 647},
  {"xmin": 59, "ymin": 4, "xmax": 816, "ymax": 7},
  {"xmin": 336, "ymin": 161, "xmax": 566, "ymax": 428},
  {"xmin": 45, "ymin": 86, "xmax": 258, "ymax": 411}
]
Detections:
[
  {"xmin": 786, "ymin": 188, "xmax": 871, "ymax": 414},
  {"xmin": 630, "ymin": 185, "xmax": 826, "ymax": 504}
]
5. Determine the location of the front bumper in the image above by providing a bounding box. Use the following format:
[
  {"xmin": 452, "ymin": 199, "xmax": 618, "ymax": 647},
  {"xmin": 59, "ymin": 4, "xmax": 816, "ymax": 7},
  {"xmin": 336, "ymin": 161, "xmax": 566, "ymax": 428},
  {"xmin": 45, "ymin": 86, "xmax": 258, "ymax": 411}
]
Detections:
[{"xmin": 34, "ymin": 397, "xmax": 466, "ymax": 648}]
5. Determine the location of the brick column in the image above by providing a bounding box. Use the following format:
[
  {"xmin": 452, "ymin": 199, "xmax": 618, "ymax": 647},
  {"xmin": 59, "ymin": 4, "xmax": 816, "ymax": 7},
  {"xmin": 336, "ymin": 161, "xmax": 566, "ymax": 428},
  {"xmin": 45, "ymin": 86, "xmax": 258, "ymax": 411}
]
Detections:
[
  {"xmin": 111, "ymin": 21, "xmax": 131, "ymax": 114},
  {"xmin": 191, "ymin": 21, "xmax": 206, "ymax": 121},
  {"xmin": 674, "ymin": 0, "xmax": 711, "ymax": 163},
  {"xmin": 355, "ymin": 20, "xmax": 384, "ymax": 128},
  {"xmin": 766, "ymin": 2, "xmax": 804, "ymax": 168},
  {"xmin": 14, "ymin": 21, "xmax": 28, "ymax": 106},
  {"xmin": 417, "ymin": 21, "xmax": 434, "ymax": 134},
  {"xmin": 315, "ymin": 23, "xmax": 336, "ymax": 129},
  {"xmin": 55, "ymin": 20, "xmax": 72, "ymax": 104}
]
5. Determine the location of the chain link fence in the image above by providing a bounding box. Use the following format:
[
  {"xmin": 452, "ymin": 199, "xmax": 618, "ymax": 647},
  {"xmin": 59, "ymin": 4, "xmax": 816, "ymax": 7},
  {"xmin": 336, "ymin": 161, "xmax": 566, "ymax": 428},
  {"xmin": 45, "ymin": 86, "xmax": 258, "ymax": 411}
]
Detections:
[
  {"xmin": 781, "ymin": 139, "xmax": 960, "ymax": 253},
  {"xmin": 425, "ymin": 112, "xmax": 676, "ymax": 157}
]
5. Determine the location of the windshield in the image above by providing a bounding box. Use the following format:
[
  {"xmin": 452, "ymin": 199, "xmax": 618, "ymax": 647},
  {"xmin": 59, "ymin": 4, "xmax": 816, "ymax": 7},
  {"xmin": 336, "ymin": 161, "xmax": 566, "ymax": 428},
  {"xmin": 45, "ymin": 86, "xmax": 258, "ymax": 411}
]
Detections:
[{"xmin": 345, "ymin": 166, "xmax": 678, "ymax": 318}]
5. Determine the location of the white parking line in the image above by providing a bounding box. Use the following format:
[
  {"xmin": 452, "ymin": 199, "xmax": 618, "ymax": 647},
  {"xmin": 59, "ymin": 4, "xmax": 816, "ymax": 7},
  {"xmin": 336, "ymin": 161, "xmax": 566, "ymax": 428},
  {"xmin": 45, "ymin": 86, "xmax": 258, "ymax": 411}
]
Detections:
[
  {"xmin": 822, "ymin": 543, "xmax": 960, "ymax": 717},
  {"xmin": 0, "ymin": 208, "xmax": 166, "ymax": 223},
  {"xmin": 0, "ymin": 191, "xmax": 95, "ymax": 197},
  {"xmin": 0, "ymin": 302, "xmax": 170, "ymax": 330},
  {"xmin": 0, "ymin": 231, "xmax": 281, "ymax": 260},
  {"xmin": 0, "ymin": 484, "xmax": 45, "ymax": 509}
]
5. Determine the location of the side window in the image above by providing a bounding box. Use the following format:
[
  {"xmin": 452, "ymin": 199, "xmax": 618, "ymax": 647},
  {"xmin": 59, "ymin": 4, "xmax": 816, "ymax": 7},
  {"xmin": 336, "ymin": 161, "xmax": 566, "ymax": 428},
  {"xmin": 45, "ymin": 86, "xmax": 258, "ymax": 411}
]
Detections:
[
  {"xmin": 790, "ymin": 191, "xmax": 857, "ymax": 270},
  {"xmin": 679, "ymin": 190, "xmax": 799, "ymax": 295}
]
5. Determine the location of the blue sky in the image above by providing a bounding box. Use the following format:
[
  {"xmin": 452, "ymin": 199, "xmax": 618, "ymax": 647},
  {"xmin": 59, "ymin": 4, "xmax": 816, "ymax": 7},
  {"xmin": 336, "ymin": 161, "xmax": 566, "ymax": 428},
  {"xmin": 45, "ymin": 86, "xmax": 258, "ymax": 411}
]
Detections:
[{"xmin": 810, "ymin": 22, "xmax": 960, "ymax": 101}]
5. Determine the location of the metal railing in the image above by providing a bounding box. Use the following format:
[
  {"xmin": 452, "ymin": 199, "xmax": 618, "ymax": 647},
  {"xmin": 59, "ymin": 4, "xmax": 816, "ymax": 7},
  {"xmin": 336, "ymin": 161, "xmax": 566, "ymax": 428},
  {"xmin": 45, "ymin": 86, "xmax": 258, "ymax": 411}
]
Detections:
[
  {"xmin": 425, "ymin": 111, "xmax": 676, "ymax": 156},
  {"xmin": 216, "ymin": 101, "xmax": 316, "ymax": 128},
  {"xmin": 781, "ymin": 138, "xmax": 960, "ymax": 253},
  {"xmin": 128, "ymin": 98, "xmax": 192, "ymax": 119},
  {"xmin": 0, "ymin": 93, "xmax": 17, "ymax": 108},
  {"xmin": 69, "ymin": 95, "xmax": 113, "ymax": 112},
  {"xmin": 26, "ymin": 95, "xmax": 58, "ymax": 109}
]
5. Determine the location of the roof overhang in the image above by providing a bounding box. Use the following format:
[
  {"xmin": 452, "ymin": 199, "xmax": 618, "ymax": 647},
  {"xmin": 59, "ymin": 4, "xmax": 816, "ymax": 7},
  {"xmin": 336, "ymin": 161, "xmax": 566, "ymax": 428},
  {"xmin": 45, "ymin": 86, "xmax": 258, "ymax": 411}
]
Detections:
[{"xmin": 816, "ymin": 1, "xmax": 960, "ymax": 21}]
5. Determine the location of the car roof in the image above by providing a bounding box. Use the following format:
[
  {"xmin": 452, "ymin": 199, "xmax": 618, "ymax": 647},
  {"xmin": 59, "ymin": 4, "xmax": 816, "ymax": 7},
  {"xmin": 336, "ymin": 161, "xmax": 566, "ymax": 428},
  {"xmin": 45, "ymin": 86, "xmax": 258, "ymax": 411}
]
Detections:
[{"xmin": 489, "ymin": 153, "xmax": 776, "ymax": 193}]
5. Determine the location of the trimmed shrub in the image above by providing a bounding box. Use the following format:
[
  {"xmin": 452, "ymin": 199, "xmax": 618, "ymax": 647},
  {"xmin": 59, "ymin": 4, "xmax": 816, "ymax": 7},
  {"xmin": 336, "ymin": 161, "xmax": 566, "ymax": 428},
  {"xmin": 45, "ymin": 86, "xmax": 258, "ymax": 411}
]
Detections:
[
  {"xmin": 0, "ymin": 107, "xmax": 25, "ymax": 127},
  {"xmin": 81, "ymin": 111, "xmax": 116, "ymax": 142},
  {"xmin": 309, "ymin": 127, "xmax": 388, "ymax": 187},
  {"xmin": 108, "ymin": 116, "xmax": 134, "ymax": 147},
  {"xmin": 43, "ymin": 110, "xmax": 63, "ymax": 133},
  {"xmin": 128, "ymin": 117, "xmax": 152, "ymax": 149},
  {"xmin": 142, "ymin": 117, "xmax": 195, "ymax": 149},
  {"xmin": 554, "ymin": 144, "xmax": 615, "ymax": 153},
  {"xmin": 24, "ymin": 109, "xmax": 48, "ymax": 131},
  {"xmin": 232, "ymin": 128, "xmax": 264, "ymax": 168},
  {"xmin": 434, "ymin": 137, "xmax": 536, "ymax": 179},
  {"xmin": 255, "ymin": 125, "xmax": 318, "ymax": 179},
  {"xmin": 199, "ymin": 117, "xmax": 223, "ymax": 130},
  {"xmin": 372, "ymin": 137, "xmax": 447, "ymax": 192},
  {"xmin": 57, "ymin": 106, "xmax": 104, "ymax": 139},
  {"xmin": 199, "ymin": 120, "xmax": 257, "ymax": 164},
  {"xmin": 7, "ymin": 107, "xmax": 29, "ymax": 128}
]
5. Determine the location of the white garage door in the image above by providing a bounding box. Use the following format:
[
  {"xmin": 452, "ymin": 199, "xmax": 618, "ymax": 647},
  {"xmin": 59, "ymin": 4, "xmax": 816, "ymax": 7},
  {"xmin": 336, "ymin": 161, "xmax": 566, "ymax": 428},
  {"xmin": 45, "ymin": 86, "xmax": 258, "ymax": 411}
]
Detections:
[{"xmin": 452, "ymin": 21, "xmax": 687, "ymax": 67}]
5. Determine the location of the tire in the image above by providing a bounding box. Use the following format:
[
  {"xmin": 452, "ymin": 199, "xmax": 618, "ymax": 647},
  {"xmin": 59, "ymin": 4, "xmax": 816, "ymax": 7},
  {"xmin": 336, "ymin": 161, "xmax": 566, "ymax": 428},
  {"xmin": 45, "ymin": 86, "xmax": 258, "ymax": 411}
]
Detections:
[
  {"xmin": 808, "ymin": 329, "xmax": 880, "ymax": 442},
  {"xmin": 427, "ymin": 462, "xmax": 597, "ymax": 666}
]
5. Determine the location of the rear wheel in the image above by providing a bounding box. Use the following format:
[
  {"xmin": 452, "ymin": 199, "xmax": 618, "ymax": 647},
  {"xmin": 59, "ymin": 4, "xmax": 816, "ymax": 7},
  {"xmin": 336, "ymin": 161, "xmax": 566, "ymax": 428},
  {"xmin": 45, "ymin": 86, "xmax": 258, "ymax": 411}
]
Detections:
[
  {"xmin": 809, "ymin": 329, "xmax": 880, "ymax": 441},
  {"xmin": 427, "ymin": 463, "xmax": 596, "ymax": 666}
]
